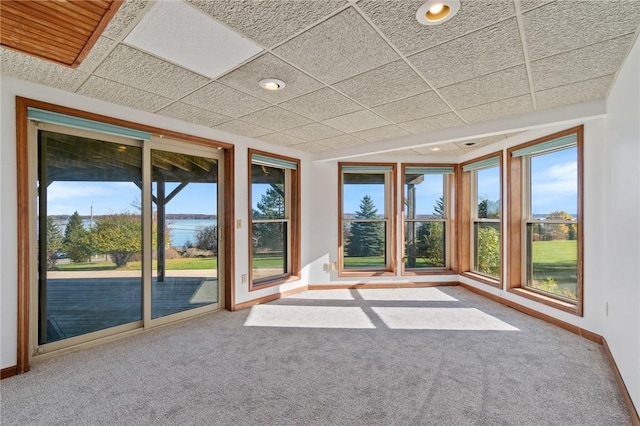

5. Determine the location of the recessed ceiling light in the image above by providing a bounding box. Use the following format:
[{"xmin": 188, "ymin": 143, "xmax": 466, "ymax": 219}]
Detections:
[
  {"xmin": 259, "ymin": 78, "xmax": 286, "ymax": 91},
  {"xmin": 416, "ymin": 0, "xmax": 461, "ymax": 25},
  {"xmin": 431, "ymin": 147, "xmax": 441, "ymax": 152}
]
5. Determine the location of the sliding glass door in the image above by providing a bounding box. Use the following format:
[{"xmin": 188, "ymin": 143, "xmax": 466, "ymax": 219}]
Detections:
[{"xmin": 33, "ymin": 122, "xmax": 222, "ymax": 352}]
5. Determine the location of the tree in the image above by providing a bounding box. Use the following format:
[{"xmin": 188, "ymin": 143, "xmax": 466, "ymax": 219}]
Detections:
[
  {"xmin": 195, "ymin": 225, "xmax": 218, "ymax": 253},
  {"xmin": 476, "ymin": 225, "xmax": 500, "ymax": 276},
  {"xmin": 92, "ymin": 213, "xmax": 142, "ymax": 267},
  {"xmin": 416, "ymin": 221, "xmax": 445, "ymax": 267},
  {"xmin": 252, "ymin": 185, "xmax": 285, "ymax": 252},
  {"xmin": 545, "ymin": 211, "xmax": 575, "ymax": 240},
  {"xmin": 478, "ymin": 198, "xmax": 500, "ymax": 219},
  {"xmin": 46, "ymin": 217, "xmax": 64, "ymax": 269},
  {"xmin": 345, "ymin": 195, "xmax": 384, "ymax": 257},
  {"xmin": 63, "ymin": 211, "xmax": 92, "ymax": 263}
]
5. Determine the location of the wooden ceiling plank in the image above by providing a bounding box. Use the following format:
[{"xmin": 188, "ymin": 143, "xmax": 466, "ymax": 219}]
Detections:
[
  {"xmin": 73, "ymin": 0, "xmax": 124, "ymax": 67},
  {"xmin": 71, "ymin": 0, "xmax": 112, "ymax": 16},
  {"xmin": 9, "ymin": 1, "xmax": 95, "ymax": 34},
  {"xmin": 0, "ymin": 2, "xmax": 89, "ymax": 43},
  {"xmin": 1, "ymin": 14, "xmax": 86, "ymax": 52},
  {"xmin": 37, "ymin": 1, "xmax": 104, "ymax": 30},
  {"xmin": 0, "ymin": 33, "xmax": 81, "ymax": 65}
]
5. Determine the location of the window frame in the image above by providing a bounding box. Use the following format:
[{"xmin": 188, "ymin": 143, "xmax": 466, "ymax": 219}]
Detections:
[
  {"xmin": 459, "ymin": 152, "xmax": 503, "ymax": 287},
  {"xmin": 338, "ymin": 162, "xmax": 397, "ymax": 276},
  {"xmin": 507, "ymin": 126, "xmax": 584, "ymax": 315},
  {"xmin": 248, "ymin": 149, "xmax": 301, "ymax": 290},
  {"xmin": 401, "ymin": 163, "xmax": 458, "ymax": 276}
]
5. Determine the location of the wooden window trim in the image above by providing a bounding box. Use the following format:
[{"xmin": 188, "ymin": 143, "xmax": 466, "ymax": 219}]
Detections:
[
  {"xmin": 248, "ymin": 149, "xmax": 301, "ymax": 291},
  {"xmin": 458, "ymin": 151, "xmax": 503, "ymax": 288},
  {"xmin": 506, "ymin": 126, "xmax": 584, "ymax": 316},
  {"xmin": 15, "ymin": 97, "xmax": 236, "ymax": 374},
  {"xmin": 401, "ymin": 163, "xmax": 458, "ymax": 276},
  {"xmin": 338, "ymin": 162, "xmax": 397, "ymax": 277}
]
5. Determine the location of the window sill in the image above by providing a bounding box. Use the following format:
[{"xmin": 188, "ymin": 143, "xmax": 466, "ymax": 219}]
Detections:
[
  {"xmin": 460, "ymin": 272, "xmax": 501, "ymax": 288},
  {"xmin": 508, "ymin": 287, "xmax": 580, "ymax": 316},
  {"xmin": 250, "ymin": 274, "xmax": 301, "ymax": 291},
  {"xmin": 338, "ymin": 270, "xmax": 396, "ymax": 278},
  {"xmin": 402, "ymin": 268, "xmax": 457, "ymax": 276}
]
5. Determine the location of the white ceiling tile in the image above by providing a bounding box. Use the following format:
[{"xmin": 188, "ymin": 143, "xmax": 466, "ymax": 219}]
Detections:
[
  {"xmin": 274, "ymin": 8, "xmax": 399, "ymax": 83},
  {"xmin": 400, "ymin": 112, "xmax": 464, "ymax": 134},
  {"xmin": 103, "ymin": 0, "xmax": 149, "ymax": 40},
  {"xmin": 389, "ymin": 149, "xmax": 423, "ymax": 156},
  {"xmin": 93, "ymin": 44, "xmax": 209, "ymax": 99},
  {"xmin": 334, "ymin": 60, "xmax": 430, "ymax": 107},
  {"xmin": 454, "ymin": 135, "xmax": 505, "ymax": 151},
  {"xmin": 459, "ymin": 95, "xmax": 534, "ymax": 124},
  {"xmin": 352, "ymin": 125, "xmax": 410, "ymax": 143},
  {"xmin": 409, "ymin": 18, "xmax": 524, "ymax": 88},
  {"xmin": 213, "ymin": 120, "xmax": 274, "ymax": 138},
  {"xmin": 125, "ymin": 0, "xmax": 262, "ymax": 79},
  {"xmin": 414, "ymin": 143, "xmax": 463, "ymax": 155},
  {"xmin": 358, "ymin": 0, "xmax": 515, "ymax": 55},
  {"xmin": 317, "ymin": 134, "xmax": 368, "ymax": 149},
  {"xmin": 523, "ymin": 0, "xmax": 640, "ymax": 61},
  {"xmin": 187, "ymin": 0, "xmax": 345, "ymax": 48},
  {"xmin": 241, "ymin": 107, "xmax": 313, "ymax": 131},
  {"xmin": 279, "ymin": 88, "xmax": 363, "ymax": 121},
  {"xmin": 1, "ymin": 48, "xmax": 88, "ymax": 91},
  {"xmin": 78, "ymin": 37, "xmax": 116, "ymax": 72},
  {"xmin": 219, "ymin": 53, "xmax": 323, "ymax": 103},
  {"xmin": 322, "ymin": 110, "xmax": 391, "ymax": 133},
  {"xmin": 76, "ymin": 75, "xmax": 171, "ymax": 112},
  {"xmin": 372, "ymin": 91, "xmax": 451, "ymax": 123},
  {"xmin": 531, "ymin": 35, "xmax": 633, "ymax": 91},
  {"xmin": 536, "ymin": 75, "xmax": 614, "ymax": 110},
  {"xmin": 181, "ymin": 82, "xmax": 271, "ymax": 118},
  {"xmin": 260, "ymin": 133, "xmax": 308, "ymax": 147},
  {"xmin": 284, "ymin": 123, "xmax": 344, "ymax": 142},
  {"xmin": 290, "ymin": 142, "xmax": 334, "ymax": 153},
  {"xmin": 519, "ymin": 0, "xmax": 554, "ymax": 13},
  {"xmin": 157, "ymin": 102, "xmax": 231, "ymax": 127},
  {"xmin": 438, "ymin": 65, "xmax": 530, "ymax": 110}
]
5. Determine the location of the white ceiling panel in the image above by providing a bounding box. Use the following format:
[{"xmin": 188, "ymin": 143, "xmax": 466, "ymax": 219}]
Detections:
[
  {"xmin": 213, "ymin": 120, "xmax": 274, "ymax": 138},
  {"xmin": 124, "ymin": 0, "xmax": 262, "ymax": 79},
  {"xmin": 219, "ymin": 53, "xmax": 324, "ymax": 103},
  {"xmin": 372, "ymin": 91, "xmax": 451, "ymax": 123},
  {"xmin": 322, "ymin": 110, "xmax": 390, "ymax": 133},
  {"xmin": 400, "ymin": 113, "xmax": 465, "ymax": 135},
  {"xmin": 334, "ymin": 60, "xmax": 430, "ymax": 107},
  {"xmin": 459, "ymin": 95, "xmax": 534, "ymax": 124},
  {"xmin": 536, "ymin": 75, "xmax": 614, "ymax": 110},
  {"xmin": 353, "ymin": 125, "xmax": 410, "ymax": 143},
  {"xmin": 241, "ymin": 107, "xmax": 313, "ymax": 132},
  {"xmin": 157, "ymin": 102, "xmax": 231, "ymax": 128},
  {"xmin": 274, "ymin": 7, "xmax": 399, "ymax": 84},
  {"xmin": 279, "ymin": 87, "xmax": 363, "ymax": 121},
  {"xmin": 523, "ymin": 0, "xmax": 640, "ymax": 61},
  {"xmin": 409, "ymin": 18, "xmax": 524, "ymax": 88},
  {"xmin": 284, "ymin": 123, "xmax": 344, "ymax": 142},
  {"xmin": 181, "ymin": 82, "xmax": 270, "ymax": 118},
  {"xmin": 76, "ymin": 75, "xmax": 171, "ymax": 112}
]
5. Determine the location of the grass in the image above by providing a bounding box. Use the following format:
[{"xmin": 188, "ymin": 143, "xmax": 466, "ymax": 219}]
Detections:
[
  {"xmin": 343, "ymin": 256, "xmax": 386, "ymax": 268},
  {"xmin": 252, "ymin": 256, "xmax": 285, "ymax": 269},
  {"xmin": 55, "ymin": 257, "xmax": 217, "ymax": 271},
  {"xmin": 530, "ymin": 240, "xmax": 578, "ymax": 299}
]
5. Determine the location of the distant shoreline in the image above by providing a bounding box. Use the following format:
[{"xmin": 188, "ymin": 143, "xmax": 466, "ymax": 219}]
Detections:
[{"xmin": 50, "ymin": 213, "xmax": 217, "ymax": 221}]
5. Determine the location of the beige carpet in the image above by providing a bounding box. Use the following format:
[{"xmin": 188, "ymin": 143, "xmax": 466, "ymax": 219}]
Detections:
[{"xmin": 0, "ymin": 287, "xmax": 631, "ymax": 425}]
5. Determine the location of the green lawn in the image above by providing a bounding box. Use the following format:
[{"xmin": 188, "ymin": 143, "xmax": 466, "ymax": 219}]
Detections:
[
  {"xmin": 343, "ymin": 256, "xmax": 386, "ymax": 268},
  {"xmin": 530, "ymin": 240, "xmax": 578, "ymax": 299},
  {"xmin": 55, "ymin": 257, "xmax": 217, "ymax": 271},
  {"xmin": 252, "ymin": 255, "xmax": 285, "ymax": 269}
]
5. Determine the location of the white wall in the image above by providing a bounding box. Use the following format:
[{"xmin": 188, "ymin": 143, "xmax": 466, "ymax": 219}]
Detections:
[
  {"xmin": 604, "ymin": 35, "xmax": 640, "ymax": 412},
  {"xmin": 0, "ymin": 77, "xmax": 310, "ymax": 369}
]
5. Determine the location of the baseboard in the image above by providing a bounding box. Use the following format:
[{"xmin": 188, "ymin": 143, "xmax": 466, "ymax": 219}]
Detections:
[
  {"xmin": 458, "ymin": 282, "xmax": 603, "ymax": 344},
  {"xmin": 602, "ymin": 338, "xmax": 640, "ymax": 426},
  {"xmin": 307, "ymin": 281, "xmax": 458, "ymax": 290},
  {"xmin": 1, "ymin": 365, "xmax": 18, "ymax": 380},
  {"xmin": 232, "ymin": 285, "xmax": 308, "ymax": 311}
]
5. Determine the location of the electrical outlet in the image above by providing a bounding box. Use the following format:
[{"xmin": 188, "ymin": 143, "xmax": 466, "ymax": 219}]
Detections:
[
  {"xmin": 242, "ymin": 274, "xmax": 247, "ymax": 283},
  {"xmin": 236, "ymin": 219, "xmax": 242, "ymax": 229}
]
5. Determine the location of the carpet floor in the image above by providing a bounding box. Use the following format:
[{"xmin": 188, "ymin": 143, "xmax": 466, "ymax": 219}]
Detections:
[{"xmin": 0, "ymin": 286, "xmax": 631, "ymax": 425}]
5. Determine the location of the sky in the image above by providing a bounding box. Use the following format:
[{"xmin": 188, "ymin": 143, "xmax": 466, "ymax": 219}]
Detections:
[{"xmin": 46, "ymin": 147, "xmax": 577, "ymax": 218}]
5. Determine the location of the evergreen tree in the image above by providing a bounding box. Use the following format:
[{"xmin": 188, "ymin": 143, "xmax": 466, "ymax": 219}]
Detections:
[
  {"xmin": 345, "ymin": 195, "xmax": 384, "ymax": 257},
  {"xmin": 63, "ymin": 211, "xmax": 92, "ymax": 263},
  {"xmin": 46, "ymin": 217, "xmax": 64, "ymax": 269},
  {"xmin": 252, "ymin": 185, "xmax": 285, "ymax": 252}
]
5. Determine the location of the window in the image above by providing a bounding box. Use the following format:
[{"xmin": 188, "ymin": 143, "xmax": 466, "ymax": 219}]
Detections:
[
  {"xmin": 507, "ymin": 127, "xmax": 583, "ymax": 314},
  {"xmin": 402, "ymin": 165, "xmax": 456, "ymax": 273},
  {"xmin": 460, "ymin": 155, "xmax": 502, "ymax": 283},
  {"xmin": 249, "ymin": 150, "xmax": 300, "ymax": 288},
  {"xmin": 339, "ymin": 164, "xmax": 396, "ymax": 275}
]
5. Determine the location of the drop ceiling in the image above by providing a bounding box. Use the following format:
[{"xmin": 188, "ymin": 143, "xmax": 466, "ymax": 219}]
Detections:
[{"xmin": 1, "ymin": 0, "xmax": 639, "ymax": 158}]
